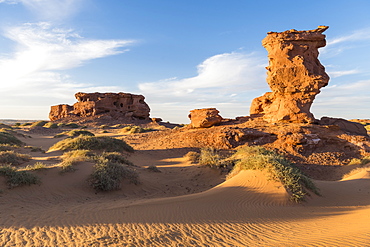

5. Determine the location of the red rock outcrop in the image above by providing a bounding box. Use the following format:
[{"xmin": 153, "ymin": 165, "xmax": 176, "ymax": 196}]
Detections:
[
  {"xmin": 319, "ymin": 117, "xmax": 367, "ymax": 136},
  {"xmin": 250, "ymin": 26, "xmax": 330, "ymax": 123},
  {"xmin": 49, "ymin": 92, "xmax": 150, "ymax": 121},
  {"xmin": 188, "ymin": 108, "xmax": 223, "ymax": 128}
]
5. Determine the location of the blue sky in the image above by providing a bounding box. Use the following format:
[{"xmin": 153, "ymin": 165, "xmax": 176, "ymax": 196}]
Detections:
[{"xmin": 1, "ymin": 0, "xmax": 370, "ymax": 123}]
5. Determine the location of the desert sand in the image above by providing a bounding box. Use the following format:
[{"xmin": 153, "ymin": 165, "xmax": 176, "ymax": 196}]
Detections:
[{"xmin": 0, "ymin": 127, "xmax": 369, "ymax": 247}]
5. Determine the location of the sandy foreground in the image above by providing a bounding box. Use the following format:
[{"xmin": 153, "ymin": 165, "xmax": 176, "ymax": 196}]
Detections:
[{"xmin": 0, "ymin": 132, "xmax": 370, "ymax": 247}]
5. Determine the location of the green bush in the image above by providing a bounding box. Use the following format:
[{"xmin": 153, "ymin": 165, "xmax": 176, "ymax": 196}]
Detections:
[
  {"xmin": 88, "ymin": 159, "xmax": 139, "ymax": 191},
  {"xmin": 54, "ymin": 130, "xmax": 95, "ymax": 138},
  {"xmin": 184, "ymin": 151, "xmax": 200, "ymax": 163},
  {"xmin": 120, "ymin": 126, "xmax": 153, "ymax": 134},
  {"xmin": 199, "ymin": 147, "xmax": 222, "ymax": 168},
  {"xmin": 0, "ymin": 151, "xmax": 31, "ymax": 165},
  {"xmin": 49, "ymin": 136, "xmax": 134, "ymax": 153},
  {"xmin": 228, "ymin": 146, "xmax": 320, "ymax": 203},
  {"xmin": 0, "ymin": 130, "xmax": 23, "ymax": 146},
  {"xmin": 99, "ymin": 152, "xmax": 134, "ymax": 166},
  {"xmin": 30, "ymin": 121, "xmax": 48, "ymax": 128},
  {"xmin": 65, "ymin": 123, "xmax": 80, "ymax": 128},
  {"xmin": 43, "ymin": 122, "xmax": 58, "ymax": 129},
  {"xmin": 0, "ymin": 165, "xmax": 40, "ymax": 188},
  {"xmin": 59, "ymin": 150, "xmax": 94, "ymax": 173}
]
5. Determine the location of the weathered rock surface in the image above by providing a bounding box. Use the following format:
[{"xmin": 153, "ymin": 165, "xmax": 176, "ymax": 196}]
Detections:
[
  {"xmin": 49, "ymin": 92, "xmax": 150, "ymax": 121},
  {"xmin": 188, "ymin": 108, "xmax": 223, "ymax": 128},
  {"xmin": 250, "ymin": 26, "xmax": 330, "ymax": 123},
  {"xmin": 319, "ymin": 117, "xmax": 368, "ymax": 136}
]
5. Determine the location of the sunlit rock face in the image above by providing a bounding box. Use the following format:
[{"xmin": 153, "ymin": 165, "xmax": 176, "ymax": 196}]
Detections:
[
  {"xmin": 188, "ymin": 108, "xmax": 223, "ymax": 128},
  {"xmin": 49, "ymin": 92, "xmax": 150, "ymax": 121},
  {"xmin": 250, "ymin": 26, "xmax": 330, "ymax": 123}
]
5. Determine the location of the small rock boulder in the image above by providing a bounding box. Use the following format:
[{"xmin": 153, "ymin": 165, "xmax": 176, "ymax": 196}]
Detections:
[
  {"xmin": 188, "ymin": 108, "xmax": 223, "ymax": 128},
  {"xmin": 319, "ymin": 117, "xmax": 368, "ymax": 136}
]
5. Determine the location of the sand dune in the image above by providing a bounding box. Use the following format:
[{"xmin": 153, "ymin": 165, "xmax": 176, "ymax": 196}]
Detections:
[{"xmin": 0, "ymin": 132, "xmax": 370, "ymax": 246}]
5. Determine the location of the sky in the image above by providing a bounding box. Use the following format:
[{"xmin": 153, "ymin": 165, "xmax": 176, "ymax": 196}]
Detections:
[{"xmin": 1, "ymin": 0, "xmax": 370, "ymax": 123}]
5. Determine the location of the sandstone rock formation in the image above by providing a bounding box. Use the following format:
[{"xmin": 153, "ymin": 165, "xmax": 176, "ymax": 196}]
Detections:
[
  {"xmin": 49, "ymin": 92, "xmax": 150, "ymax": 121},
  {"xmin": 319, "ymin": 117, "xmax": 367, "ymax": 136},
  {"xmin": 250, "ymin": 26, "xmax": 330, "ymax": 123},
  {"xmin": 188, "ymin": 108, "xmax": 223, "ymax": 128}
]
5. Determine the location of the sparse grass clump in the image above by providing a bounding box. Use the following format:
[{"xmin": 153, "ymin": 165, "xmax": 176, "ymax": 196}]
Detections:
[
  {"xmin": 199, "ymin": 147, "xmax": 222, "ymax": 168},
  {"xmin": 0, "ymin": 165, "xmax": 40, "ymax": 188},
  {"xmin": 184, "ymin": 151, "xmax": 200, "ymax": 163},
  {"xmin": 88, "ymin": 159, "xmax": 139, "ymax": 191},
  {"xmin": 0, "ymin": 129, "xmax": 23, "ymax": 146},
  {"xmin": 348, "ymin": 156, "xmax": 370, "ymax": 166},
  {"xmin": 0, "ymin": 144, "xmax": 16, "ymax": 151},
  {"xmin": 59, "ymin": 150, "xmax": 94, "ymax": 173},
  {"xmin": 146, "ymin": 165, "xmax": 161, "ymax": 173},
  {"xmin": 24, "ymin": 146, "xmax": 45, "ymax": 153},
  {"xmin": 99, "ymin": 152, "xmax": 134, "ymax": 166},
  {"xmin": 49, "ymin": 136, "xmax": 134, "ymax": 153},
  {"xmin": 120, "ymin": 126, "xmax": 153, "ymax": 134},
  {"xmin": 65, "ymin": 123, "xmax": 80, "ymax": 128},
  {"xmin": 54, "ymin": 129, "xmax": 95, "ymax": 138},
  {"xmin": 228, "ymin": 146, "xmax": 319, "ymax": 202},
  {"xmin": 43, "ymin": 122, "xmax": 58, "ymax": 129},
  {"xmin": 25, "ymin": 162, "xmax": 47, "ymax": 171},
  {"xmin": 0, "ymin": 151, "xmax": 31, "ymax": 165},
  {"xmin": 30, "ymin": 121, "xmax": 48, "ymax": 128}
]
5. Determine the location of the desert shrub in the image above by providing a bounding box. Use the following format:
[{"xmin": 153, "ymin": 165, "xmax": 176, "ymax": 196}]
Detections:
[
  {"xmin": 43, "ymin": 122, "xmax": 58, "ymax": 129},
  {"xmin": 88, "ymin": 159, "xmax": 139, "ymax": 191},
  {"xmin": 184, "ymin": 151, "xmax": 200, "ymax": 163},
  {"xmin": 348, "ymin": 156, "xmax": 370, "ymax": 166},
  {"xmin": 25, "ymin": 162, "xmax": 47, "ymax": 171},
  {"xmin": 228, "ymin": 146, "xmax": 320, "ymax": 203},
  {"xmin": 30, "ymin": 121, "xmax": 48, "ymax": 128},
  {"xmin": 146, "ymin": 165, "xmax": 161, "ymax": 173},
  {"xmin": 57, "ymin": 123, "xmax": 66, "ymax": 128},
  {"xmin": 54, "ymin": 130, "xmax": 95, "ymax": 138},
  {"xmin": 0, "ymin": 151, "xmax": 31, "ymax": 165},
  {"xmin": 24, "ymin": 146, "xmax": 46, "ymax": 153},
  {"xmin": 65, "ymin": 123, "xmax": 80, "ymax": 128},
  {"xmin": 59, "ymin": 150, "xmax": 94, "ymax": 173},
  {"xmin": 49, "ymin": 136, "xmax": 134, "ymax": 153},
  {"xmin": 0, "ymin": 144, "xmax": 16, "ymax": 151},
  {"xmin": 120, "ymin": 126, "xmax": 152, "ymax": 134},
  {"xmin": 0, "ymin": 130, "xmax": 23, "ymax": 146},
  {"xmin": 20, "ymin": 123, "xmax": 32, "ymax": 126},
  {"xmin": 99, "ymin": 152, "xmax": 134, "ymax": 166},
  {"xmin": 199, "ymin": 147, "xmax": 222, "ymax": 168},
  {"xmin": 0, "ymin": 165, "xmax": 40, "ymax": 188},
  {"xmin": 99, "ymin": 125, "xmax": 109, "ymax": 129}
]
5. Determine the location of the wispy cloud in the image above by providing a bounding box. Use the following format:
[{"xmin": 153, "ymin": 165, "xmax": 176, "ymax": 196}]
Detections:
[
  {"xmin": 139, "ymin": 52, "xmax": 268, "ymax": 122},
  {"xmin": 327, "ymin": 69, "xmax": 360, "ymax": 78},
  {"xmin": 0, "ymin": 0, "xmax": 86, "ymax": 20},
  {"xmin": 0, "ymin": 22, "xmax": 134, "ymax": 119}
]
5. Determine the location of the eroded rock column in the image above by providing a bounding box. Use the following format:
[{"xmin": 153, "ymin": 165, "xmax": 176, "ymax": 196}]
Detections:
[{"xmin": 250, "ymin": 26, "xmax": 330, "ymax": 123}]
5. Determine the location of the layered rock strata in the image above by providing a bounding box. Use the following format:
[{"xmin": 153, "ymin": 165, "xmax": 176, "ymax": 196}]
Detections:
[
  {"xmin": 250, "ymin": 26, "xmax": 330, "ymax": 123},
  {"xmin": 49, "ymin": 92, "xmax": 150, "ymax": 121}
]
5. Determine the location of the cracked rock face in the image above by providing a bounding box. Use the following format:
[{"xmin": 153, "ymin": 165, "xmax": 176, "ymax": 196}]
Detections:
[
  {"xmin": 188, "ymin": 108, "xmax": 223, "ymax": 128},
  {"xmin": 49, "ymin": 92, "xmax": 150, "ymax": 121},
  {"xmin": 250, "ymin": 26, "xmax": 330, "ymax": 123}
]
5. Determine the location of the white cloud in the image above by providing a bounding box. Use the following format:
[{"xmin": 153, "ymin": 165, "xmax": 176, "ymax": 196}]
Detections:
[
  {"xmin": 327, "ymin": 69, "xmax": 360, "ymax": 78},
  {"xmin": 0, "ymin": 22, "xmax": 134, "ymax": 119},
  {"xmin": 139, "ymin": 52, "xmax": 268, "ymax": 123},
  {"xmin": 0, "ymin": 0, "xmax": 19, "ymax": 4}
]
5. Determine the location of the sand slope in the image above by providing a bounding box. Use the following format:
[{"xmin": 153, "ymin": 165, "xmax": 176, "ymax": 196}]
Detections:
[{"xmin": 1, "ymin": 132, "xmax": 370, "ymax": 246}]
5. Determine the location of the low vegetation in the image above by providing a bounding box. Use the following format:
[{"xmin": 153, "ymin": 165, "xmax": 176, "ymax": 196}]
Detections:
[
  {"xmin": 146, "ymin": 165, "xmax": 161, "ymax": 173},
  {"xmin": 0, "ymin": 165, "xmax": 40, "ymax": 188},
  {"xmin": 88, "ymin": 158, "xmax": 139, "ymax": 191},
  {"xmin": 54, "ymin": 130, "xmax": 94, "ymax": 138},
  {"xmin": 228, "ymin": 146, "xmax": 320, "ymax": 202},
  {"xmin": 49, "ymin": 136, "xmax": 134, "ymax": 153},
  {"xmin": 0, "ymin": 151, "xmax": 31, "ymax": 165},
  {"xmin": 199, "ymin": 148, "xmax": 222, "ymax": 168},
  {"xmin": 184, "ymin": 151, "xmax": 200, "ymax": 163},
  {"xmin": 25, "ymin": 162, "xmax": 47, "ymax": 171},
  {"xmin": 99, "ymin": 152, "xmax": 134, "ymax": 166},
  {"xmin": 30, "ymin": 121, "xmax": 48, "ymax": 128},
  {"xmin": 120, "ymin": 125, "xmax": 153, "ymax": 134},
  {"xmin": 0, "ymin": 129, "xmax": 23, "ymax": 146},
  {"xmin": 24, "ymin": 146, "xmax": 46, "ymax": 153},
  {"xmin": 59, "ymin": 150, "xmax": 94, "ymax": 173},
  {"xmin": 43, "ymin": 122, "xmax": 58, "ymax": 129}
]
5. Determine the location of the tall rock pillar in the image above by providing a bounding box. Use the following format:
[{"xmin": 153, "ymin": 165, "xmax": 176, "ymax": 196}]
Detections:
[{"xmin": 250, "ymin": 26, "xmax": 330, "ymax": 123}]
